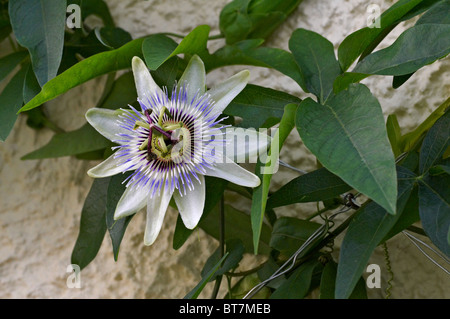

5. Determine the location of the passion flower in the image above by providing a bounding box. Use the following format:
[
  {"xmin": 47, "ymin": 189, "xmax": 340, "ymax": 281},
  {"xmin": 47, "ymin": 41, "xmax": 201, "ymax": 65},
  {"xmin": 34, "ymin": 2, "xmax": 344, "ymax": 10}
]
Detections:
[{"xmin": 85, "ymin": 55, "xmax": 269, "ymax": 245}]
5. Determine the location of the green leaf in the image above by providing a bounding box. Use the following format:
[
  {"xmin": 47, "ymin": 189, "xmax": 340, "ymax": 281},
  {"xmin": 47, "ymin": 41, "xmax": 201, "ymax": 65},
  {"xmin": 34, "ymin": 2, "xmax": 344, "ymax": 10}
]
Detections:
[
  {"xmin": 383, "ymin": 186, "xmax": 420, "ymax": 242},
  {"xmin": 251, "ymin": 103, "xmax": 297, "ymax": 254},
  {"xmin": 399, "ymin": 0, "xmax": 442, "ymax": 21},
  {"xmin": 419, "ymin": 173, "xmax": 450, "ymax": 257},
  {"xmin": 184, "ymin": 253, "xmax": 229, "ymax": 299},
  {"xmin": 219, "ymin": 0, "xmax": 303, "ymax": 45},
  {"xmin": 392, "ymin": 72, "xmax": 414, "ymax": 89},
  {"xmin": 257, "ymin": 256, "xmax": 286, "ymax": 289},
  {"xmin": 98, "ymin": 72, "xmax": 138, "ymax": 110},
  {"xmin": 200, "ymin": 204, "xmax": 272, "ymax": 255},
  {"xmin": 224, "ymin": 84, "xmax": 301, "ymax": 128},
  {"xmin": 0, "ymin": 11, "xmax": 12, "ymax": 43},
  {"xmin": 267, "ymin": 168, "xmax": 352, "ymax": 209},
  {"xmin": 289, "ymin": 28, "xmax": 342, "ymax": 103},
  {"xmin": 333, "ymin": 72, "xmax": 368, "ymax": 95},
  {"xmin": 201, "ymin": 239, "xmax": 245, "ymax": 281},
  {"xmin": 23, "ymin": 63, "xmax": 41, "ymax": 104},
  {"xmin": 173, "ymin": 176, "xmax": 228, "ymax": 250},
  {"xmin": 419, "ymin": 109, "xmax": 450, "ymax": 174},
  {"xmin": 0, "ymin": 65, "xmax": 27, "ymax": 141},
  {"xmin": 248, "ymin": 0, "xmax": 303, "ymax": 37},
  {"xmin": 269, "ymin": 217, "xmax": 321, "ymax": 257},
  {"xmin": 319, "ymin": 261, "xmax": 367, "ymax": 299},
  {"xmin": 199, "ymin": 40, "xmax": 306, "ymax": 91},
  {"xmin": 95, "ymin": 27, "xmax": 133, "ymax": 50},
  {"xmin": 9, "ymin": 0, "xmax": 67, "ymax": 86},
  {"xmin": 75, "ymin": 149, "xmax": 105, "ymax": 161},
  {"xmin": 270, "ymin": 259, "xmax": 322, "ymax": 299},
  {"xmin": 353, "ymin": 24, "xmax": 450, "ymax": 76},
  {"xmin": 335, "ymin": 166, "xmax": 416, "ymax": 299},
  {"xmin": 227, "ymin": 273, "xmax": 271, "ymax": 299},
  {"xmin": 415, "ymin": 0, "xmax": 450, "ymax": 25},
  {"xmin": 150, "ymin": 56, "xmax": 181, "ymax": 95},
  {"xmin": 0, "ymin": 50, "xmax": 28, "ymax": 83},
  {"xmin": 106, "ymin": 173, "xmax": 134, "ymax": 261},
  {"xmin": 78, "ymin": 0, "xmax": 115, "ymax": 27},
  {"xmin": 143, "ymin": 25, "xmax": 210, "ymax": 70},
  {"xmin": 296, "ymin": 84, "xmax": 397, "ymax": 214},
  {"xmin": 219, "ymin": 0, "xmax": 252, "ymax": 44},
  {"xmin": 399, "ymin": 151, "xmax": 420, "ymax": 172},
  {"xmin": 247, "ymin": 11, "xmax": 286, "ymax": 40},
  {"xmin": 338, "ymin": 0, "xmax": 427, "ymax": 71},
  {"xmin": 21, "ymin": 123, "xmax": 111, "ymax": 159},
  {"xmin": 336, "ymin": 23, "xmax": 450, "ymax": 91},
  {"xmin": 400, "ymin": 97, "xmax": 449, "ymax": 153},
  {"xmin": 141, "ymin": 34, "xmax": 178, "ymax": 70},
  {"xmin": 386, "ymin": 114, "xmax": 402, "ymax": 157},
  {"xmin": 392, "ymin": 1, "xmax": 450, "ymax": 88},
  {"xmin": 430, "ymin": 164, "xmax": 450, "ymax": 176},
  {"xmin": 18, "ymin": 37, "xmax": 145, "ymax": 113},
  {"xmin": 71, "ymin": 178, "xmax": 109, "ymax": 270},
  {"xmin": 246, "ymin": 46, "xmax": 307, "ymax": 91}
]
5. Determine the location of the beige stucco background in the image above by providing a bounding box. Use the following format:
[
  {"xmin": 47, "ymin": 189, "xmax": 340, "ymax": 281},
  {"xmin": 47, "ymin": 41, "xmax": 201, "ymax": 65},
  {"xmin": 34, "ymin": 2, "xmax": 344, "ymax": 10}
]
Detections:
[{"xmin": 0, "ymin": 0, "xmax": 449, "ymax": 299}]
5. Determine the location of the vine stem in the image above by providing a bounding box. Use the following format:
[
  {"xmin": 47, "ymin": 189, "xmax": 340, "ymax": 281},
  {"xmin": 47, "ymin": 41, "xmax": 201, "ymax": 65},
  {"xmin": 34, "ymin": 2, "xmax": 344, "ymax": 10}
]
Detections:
[
  {"xmin": 382, "ymin": 242, "xmax": 394, "ymax": 299},
  {"xmin": 211, "ymin": 196, "xmax": 225, "ymax": 299}
]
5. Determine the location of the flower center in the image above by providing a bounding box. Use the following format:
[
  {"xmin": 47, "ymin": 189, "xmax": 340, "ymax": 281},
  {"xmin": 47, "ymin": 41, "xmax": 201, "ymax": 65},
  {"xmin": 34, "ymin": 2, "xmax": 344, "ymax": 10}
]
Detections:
[{"xmin": 135, "ymin": 107, "xmax": 192, "ymax": 164}]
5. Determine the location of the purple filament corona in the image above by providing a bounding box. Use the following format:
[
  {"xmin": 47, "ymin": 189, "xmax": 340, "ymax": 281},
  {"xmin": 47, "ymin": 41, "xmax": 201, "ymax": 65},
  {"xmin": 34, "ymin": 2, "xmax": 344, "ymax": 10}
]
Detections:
[{"xmin": 112, "ymin": 84, "xmax": 225, "ymax": 197}]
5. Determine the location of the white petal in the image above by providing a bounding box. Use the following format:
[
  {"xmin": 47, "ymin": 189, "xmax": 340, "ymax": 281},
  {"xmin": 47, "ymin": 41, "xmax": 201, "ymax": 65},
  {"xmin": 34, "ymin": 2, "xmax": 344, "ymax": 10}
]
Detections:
[
  {"xmin": 132, "ymin": 56, "xmax": 163, "ymax": 105},
  {"xmin": 221, "ymin": 126, "xmax": 271, "ymax": 163},
  {"xmin": 114, "ymin": 185, "xmax": 148, "ymax": 220},
  {"xmin": 85, "ymin": 108, "xmax": 128, "ymax": 143},
  {"xmin": 173, "ymin": 174, "xmax": 205, "ymax": 229},
  {"xmin": 204, "ymin": 161, "xmax": 261, "ymax": 188},
  {"xmin": 87, "ymin": 154, "xmax": 125, "ymax": 178},
  {"xmin": 207, "ymin": 70, "xmax": 250, "ymax": 116},
  {"xmin": 144, "ymin": 187, "xmax": 174, "ymax": 246},
  {"xmin": 178, "ymin": 55, "xmax": 206, "ymax": 102}
]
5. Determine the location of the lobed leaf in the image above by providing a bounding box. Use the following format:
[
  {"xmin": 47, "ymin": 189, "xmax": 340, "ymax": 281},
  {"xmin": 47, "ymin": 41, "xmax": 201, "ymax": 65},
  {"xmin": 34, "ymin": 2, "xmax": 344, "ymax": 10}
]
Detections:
[
  {"xmin": 9, "ymin": 0, "xmax": 67, "ymax": 86},
  {"xmin": 353, "ymin": 24, "xmax": 450, "ymax": 76},
  {"xmin": 335, "ymin": 166, "xmax": 416, "ymax": 299},
  {"xmin": 338, "ymin": 0, "xmax": 431, "ymax": 71},
  {"xmin": 289, "ymin": 28, "xmax": 341, "ymax": 103},
  {"xmin": 296, "ymin": 84, "xmax": 397, "ymax": 214},
  {"xmin": 71, "ymin": 178, "xmax": 110, "ymax": 270}
]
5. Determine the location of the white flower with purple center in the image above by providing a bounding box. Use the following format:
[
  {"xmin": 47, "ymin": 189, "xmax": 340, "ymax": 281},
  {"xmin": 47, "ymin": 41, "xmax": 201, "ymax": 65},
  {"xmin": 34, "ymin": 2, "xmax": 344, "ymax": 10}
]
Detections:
[{"xmin": 85, "ymin": 55, "xmax": 269, "ymax": 245}]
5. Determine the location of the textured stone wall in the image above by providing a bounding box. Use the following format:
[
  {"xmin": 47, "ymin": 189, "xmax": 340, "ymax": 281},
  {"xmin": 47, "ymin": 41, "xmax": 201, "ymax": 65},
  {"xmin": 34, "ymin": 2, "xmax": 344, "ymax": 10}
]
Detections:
[{"xmin": 0, "ymin": 0, "xmax": 449, "ymax": 299}]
